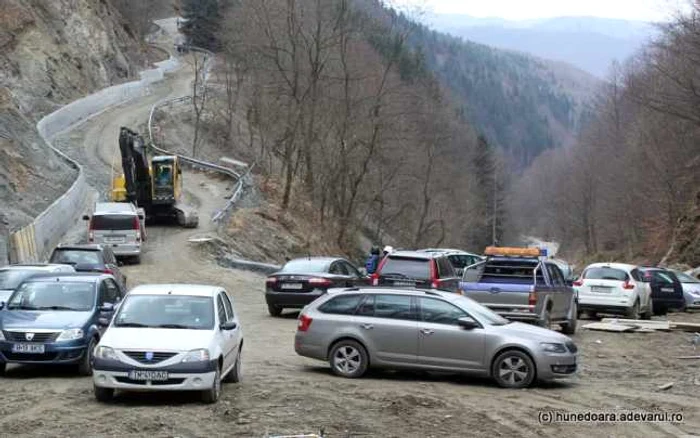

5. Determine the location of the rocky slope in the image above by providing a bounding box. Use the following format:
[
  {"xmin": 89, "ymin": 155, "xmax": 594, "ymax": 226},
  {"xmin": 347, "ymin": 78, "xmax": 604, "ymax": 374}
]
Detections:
[{"xmin": 0, "ymin": 0, "xmax": 146, "ymax": 229}]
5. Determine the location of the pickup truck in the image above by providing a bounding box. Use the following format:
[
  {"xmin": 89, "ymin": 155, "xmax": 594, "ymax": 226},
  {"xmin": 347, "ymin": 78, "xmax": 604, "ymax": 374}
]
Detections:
[{"xmin": 460, "ymin": 247, "xmax": 577, "ymax": 334}]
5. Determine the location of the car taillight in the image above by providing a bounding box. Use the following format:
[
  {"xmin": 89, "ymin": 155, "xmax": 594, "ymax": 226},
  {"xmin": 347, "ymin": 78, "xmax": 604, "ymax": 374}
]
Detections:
[
  {"xmin": 103, "ymin": 269, "xmax": 114, "ymax": 275},
  {"xmin": 298, "ymin": 314, "xmax": 313, "ymax": 332},
  {"xmin": 432, "ymin": 278, "xmax": 442, "ymax": 289},
  {"xmin": 622, "ymin": 280, "xmax": 635, "ymax": 290},
  {"xmin": 430, "ymin": 260, "xmax": 438, "ymax": 289},
  {"xmin": 370, "ymin": 273, "xmax": 379, "ymax": 286},
  {"xmin": 265, "ymin": 277, "xmax": 277, "ymax": 286},
  {"xmin": 573, "ymin": 280, "xmax": 583, "ymax": 287},
  {"xmin": 528, "ymin": 289, "xmax": 537, "ymax": 308},
  {"xmin": 308, "ymin": 278, "xmax": 332, "ymax": 288},
  {"xmin": 88, "ymin": 219, "xmax": 94, "ymax": 242}
]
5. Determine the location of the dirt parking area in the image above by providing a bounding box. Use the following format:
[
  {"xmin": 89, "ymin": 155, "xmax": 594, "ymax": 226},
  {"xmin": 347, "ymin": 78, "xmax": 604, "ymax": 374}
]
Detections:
[{"xmin": 1, "ymin": 235, "xmax": 699, "ymax": 437}]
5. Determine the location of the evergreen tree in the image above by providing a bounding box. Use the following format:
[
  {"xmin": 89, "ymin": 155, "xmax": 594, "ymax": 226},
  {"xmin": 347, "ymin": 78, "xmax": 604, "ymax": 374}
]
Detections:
[
  {"xmin": 472, "ymin": 135, "xmax": 505, "ymax": 248},
  {"xmin": 180, "ymin": 0, "xmax": 222, "ymax": 50}
]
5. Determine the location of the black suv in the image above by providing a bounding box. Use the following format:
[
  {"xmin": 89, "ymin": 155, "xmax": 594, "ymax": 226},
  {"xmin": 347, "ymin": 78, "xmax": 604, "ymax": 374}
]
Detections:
[
  {"xmin": 371, "ymin": 251, "xmax": 460, "ymax": 293},
  {"xmin": 49, "ymin": 244, "xmax": 127, "ymax": 290},
  {"xmin": 636, "ymin": 267, "xmax": 685, "ymax": 315}
]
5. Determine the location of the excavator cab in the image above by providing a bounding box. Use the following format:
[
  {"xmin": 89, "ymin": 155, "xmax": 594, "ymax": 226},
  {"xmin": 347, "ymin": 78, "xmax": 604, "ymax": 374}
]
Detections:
[{"xmin": 151, "ymin": 156, "xmax": 182, "ymax": 205}]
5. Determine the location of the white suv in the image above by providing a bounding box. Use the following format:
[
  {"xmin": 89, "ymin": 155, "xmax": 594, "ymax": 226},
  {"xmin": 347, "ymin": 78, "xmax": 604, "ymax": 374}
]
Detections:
[
  {"xmin": 83, "ymin": 202, "xmax": 146, "ymax": 263},
  {"xmin": 574, "ymin": 263, "xmax": 652, "ymax": 319},
  {"xmin": 92, "ymin": 284, "xmax": 243, "ymax": 403}
]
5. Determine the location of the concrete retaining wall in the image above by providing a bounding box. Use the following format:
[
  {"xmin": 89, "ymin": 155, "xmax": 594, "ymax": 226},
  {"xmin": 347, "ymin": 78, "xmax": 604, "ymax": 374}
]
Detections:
[{"xmin": 7, "ymin": 53, "xmax": 182, "ymax": 264}]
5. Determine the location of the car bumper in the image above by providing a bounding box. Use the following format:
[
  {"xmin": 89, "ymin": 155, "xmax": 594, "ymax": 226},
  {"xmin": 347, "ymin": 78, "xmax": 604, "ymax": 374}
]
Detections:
[
  {"xmin": 294, "ymin": 334, "xmax": 326, "ymax": 360},
  {"xmin": 652, "ymin": 297, "xmax": 685, "ymax": 310},
  {"xmin": 108, "ymin": 244, "xmax": 141, "ymax": 257},
  {"xmin": 0, "ymin": 341, "xmax": 88, "ymax": 365},
  {"xmin": 93, "ymin": 358, "xmax": 217, "ymax": 391},
  {"xmin": 535, "ymin": 353, "xmax": 579, "ymax": 380},
  {"xmin": 266, "ymin": 289, "xmax": 326, "ymax": 308},
  {"xmin": 578, "ymin": 302, "xmax": 632, "ymax": 314},
  {"xmin": 578, "ymin": 294, "xmax": 635, "ymax": 312},
  {"xmin": 488, "ymin": 308, "xmax": 540, "ymax": 322}
]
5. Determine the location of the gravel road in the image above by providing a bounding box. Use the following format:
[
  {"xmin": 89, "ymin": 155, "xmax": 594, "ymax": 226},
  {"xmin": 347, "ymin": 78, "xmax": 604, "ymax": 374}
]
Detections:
[{"xmin": 1, "ymin": 18, "xmax": 698, "ymax": 438}]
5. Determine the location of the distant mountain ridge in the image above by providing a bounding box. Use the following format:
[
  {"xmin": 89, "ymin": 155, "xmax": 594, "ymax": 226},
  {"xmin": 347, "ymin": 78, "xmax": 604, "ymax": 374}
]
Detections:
[{"xmin": 426, "ymin": 14, "xmax": 658, "ymax": 77}]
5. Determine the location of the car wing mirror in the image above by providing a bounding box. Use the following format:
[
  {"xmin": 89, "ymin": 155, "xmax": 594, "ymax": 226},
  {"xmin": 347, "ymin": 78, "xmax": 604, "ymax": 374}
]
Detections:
[
  {"xmin": 220, "ymin": 321, "xmax": 238, "ymax": 331},
  {"xmin": 82, "ymin": 215, "xmax": 90, "ymax": 221},
  {"xmin": 100, "ymin": 302, "xmax": 115, "ymax": 312},
  {"xmin": 98, "ymin": 317, "xmax": 111, "ymax": 327},
  {"xmin": 457, "ymin": 317, "xmax": 479, "ymax": 330}
]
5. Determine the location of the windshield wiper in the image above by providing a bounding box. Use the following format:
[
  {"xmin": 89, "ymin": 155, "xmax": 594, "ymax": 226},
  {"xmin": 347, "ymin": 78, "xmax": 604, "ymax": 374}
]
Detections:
[
  {"xmin": 7, "ymin": 305, "xmax": 40, "ymax": 310},
  {"xmin": 155, "ymin": 323, "xmax": 194, "ymax": 329},
  {"xmin": 36, "ymin": 306, "xmax": 79, "ymax": 311},
  {"xmin": 115, "ymin": 322, "xmax": 153, "ymax": 328}
]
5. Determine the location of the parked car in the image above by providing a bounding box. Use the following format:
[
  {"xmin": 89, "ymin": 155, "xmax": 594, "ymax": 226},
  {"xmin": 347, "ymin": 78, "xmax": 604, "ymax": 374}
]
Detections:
[
  {"xmin": 460, "ymin": 247, "xmax": 577, "ymax": 333},
  {"xmin": 92, "ymin": 284, "xmax": 243, "ymax": 404},
  {"xmin": 636, "ymin": 267, "xmax": 686, "ymax": 315},
  {"xmin": 294, "ymin": 287, "xmax": 578, "ymax": 388},
  {"xmin": 574, "ymin": 263, "xmax": 653, "ymax": 320},
  {"xmin": 417, "ymin": 249, "xmax": 484, "ymax": 277},
  {"xmin": 48, "ymin": 244, "xmax": 127, "ymax": 289},
  {"xmin": 0, "ymin": 273, "xmax": 124, "ymax": 375},
  {"xmin": 672, "ymin": 269, "xmax": 700, "ymax": 310},
  {"xmin": 83, "ymin": 202, "xmax": 146, "ymax": 264},
  {"xmin": 0, "ymin": 264, "xmax": 76, "ymax": 304},
  {"xmin": 265, "ymin": 257, "xmax": 367, "ymax": 317},
  {"xmin": 372, "ymin": 251, "xmax": 460, "ymax": 293}
]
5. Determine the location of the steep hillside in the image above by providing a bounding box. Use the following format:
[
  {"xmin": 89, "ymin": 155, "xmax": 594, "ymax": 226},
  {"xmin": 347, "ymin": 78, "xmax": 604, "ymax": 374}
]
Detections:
[
  {"xmin": 361, "ymin": 3, "xmax": 601, "ymax": 167},
  {"xmin": 0, "ymin": 0, "xmax": 146, "ymax": 228}
]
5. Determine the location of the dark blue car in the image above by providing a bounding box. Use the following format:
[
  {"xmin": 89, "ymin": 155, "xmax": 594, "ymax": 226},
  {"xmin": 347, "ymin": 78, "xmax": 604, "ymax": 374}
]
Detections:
[{"xmin": 0, "ymin": 273, "xmax": 125, "ymax": 375}]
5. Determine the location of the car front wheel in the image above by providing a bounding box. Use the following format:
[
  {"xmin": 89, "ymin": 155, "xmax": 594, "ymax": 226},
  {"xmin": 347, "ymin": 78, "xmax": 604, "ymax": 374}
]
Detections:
[
  {"xmin": 492, "ymin": 349, "xmax": 536, "ymax": 389},
  {"xmin": 94, "ymin": 385, "xmax": 114, "ymax": 403},
  {"xmin": 202, "ymin": 365, "xmax": 221, "ymax": 404},
  {"xmin": 267, "ymin": 303, "xmax": 283, "ymax": 317},
  {"xmin": 329, "ymin": 340, "xmax": 368, "ymax": 378},
  {"xmin": 561, "ymin": 301, "xmax": 577, "ymax": 335},
  {"xmin": 78, "ymin": 337, "xmax": 97, "ymax": 376}
]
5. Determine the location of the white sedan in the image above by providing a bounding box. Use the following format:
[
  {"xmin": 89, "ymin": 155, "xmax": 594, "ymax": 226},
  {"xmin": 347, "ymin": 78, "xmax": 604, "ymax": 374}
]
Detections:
[{"xmin": 92, "ymin": 284, "xmax": 243, "ymax": 403}]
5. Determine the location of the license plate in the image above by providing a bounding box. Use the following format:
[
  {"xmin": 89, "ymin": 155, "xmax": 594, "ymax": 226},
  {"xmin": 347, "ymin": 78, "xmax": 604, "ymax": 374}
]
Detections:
[
  {"xmin": 105, "ymin": 237, "xmax": 125, "ymax": 243},
  {"xmin": 12, "ymin": 343, "xmax": 45, "ymax": 354},
  {"xmin": 661, "ymin": 287, "xmax": 675, "ymax": 293},
  {"xmin": 393, "ymin": 281, "xmax": 415, "ymax": 287},
  {"xmin": 281, "ymin": 283, "xmax": 303, "ymax": 290},
  {"xmin": 591, "ymin": 286, "xmax": 610, "ymax": 293},
  {"xmin": 128, "ymin": 370, "xmax": 169, "ymax": 381}
]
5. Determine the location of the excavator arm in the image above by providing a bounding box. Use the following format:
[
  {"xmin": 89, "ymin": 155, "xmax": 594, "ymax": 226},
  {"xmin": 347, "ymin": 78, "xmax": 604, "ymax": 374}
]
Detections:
[{"xmin": 117, "ymin": 127, "xmax": 152, "ymax": 207}]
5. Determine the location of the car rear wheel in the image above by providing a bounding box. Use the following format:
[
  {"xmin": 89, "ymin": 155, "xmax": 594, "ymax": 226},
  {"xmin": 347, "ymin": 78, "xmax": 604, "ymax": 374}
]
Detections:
[
  {"xmin": 202, "ymin": 365, "xmax": 221, "ymax": 404},
  {"xmin": 78, "ymin": 337, "xmax": 97, "ymax": 376},
  {"xmin": 561, "ymin": 302, "xmax": 577, "ymax": 335},
  {"xmin": 538, "ymin": 308, "xmax": 551, "ymax": 329},
  {"xmin": 641, "ymin": 299, "xmax": 653, "ymax": 320},
  {"xmin": 626, "ymin": 300, "xmax": 640, "ymax": 320},
  {"xmin": 0, "ymin": 362, "xmax": 5, "ymax": 376},
  {"xmin": 653, "ymin": 305, "xmax": 667, "ymax": 316},
  {"xmin": 267, "ymin": 303, "xmax": 283, "ymax": 317},
  {"xmin": 329, "ymin": 340, "xmax": 368, "ymax": 378},
  {"xmin": 223, "ymin": 348, "xmax": 242, "ymax": 383},
  {"xmin": 94, "ymin": 385, "xmax": 114, "ymax": 403},
  {"xmin": 492, "ymin": 350, "xmax": 536, "ymax": 389}
]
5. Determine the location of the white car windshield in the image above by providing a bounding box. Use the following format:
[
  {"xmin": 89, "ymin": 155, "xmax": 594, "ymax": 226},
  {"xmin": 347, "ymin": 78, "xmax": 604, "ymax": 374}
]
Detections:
[
  {"xmin": 675, "ymin": 271, "xmax": 700, "ymax": 284},
  {"xmin": 7, "ymin": 282, "xmax": 95, "ymax": 311},
  {"xmin": 114, "ymin": 295, "xmax": 214, "ymax": 330}
]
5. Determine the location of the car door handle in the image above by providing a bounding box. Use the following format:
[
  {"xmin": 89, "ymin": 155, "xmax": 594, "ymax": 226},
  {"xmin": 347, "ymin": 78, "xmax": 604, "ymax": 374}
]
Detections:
[
  {"xmin": 361, "ymin": 324, "xmax": 374, "ymax": 330},
  {"xmin": 420, "ymin": 329, "xmax": 434, "ymax": 335}
]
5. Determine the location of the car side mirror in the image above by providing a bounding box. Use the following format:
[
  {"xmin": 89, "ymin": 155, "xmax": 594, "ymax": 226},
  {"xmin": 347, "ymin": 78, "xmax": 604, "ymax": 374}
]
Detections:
[
  {"xmin": 138, "ymin": 214, "xmax": 145, "ymax": 220},
  {"xmin": 457, "ymin": 317, "xmax": 479, "ymax": 330},
  {"xmin": 82, "ymin": 215, "xmax": 90, "ymax": 221},
  {"xmin": 100, "ymin": 302, "xmax": 115, "ymax": 312},
  {"xmin": 220, "ymin": 321, "xmax": 238, "ymax": 331},
  {"xmin": 117, "ymin": 261, "xmax": 124, "ymax": 267},
  {"xmin": 98, "ymin": 317, "xmax": 111, "ymax": 327}
]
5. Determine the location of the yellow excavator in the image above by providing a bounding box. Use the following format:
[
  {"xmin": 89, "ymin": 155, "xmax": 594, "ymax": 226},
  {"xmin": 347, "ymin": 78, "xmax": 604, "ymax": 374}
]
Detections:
[{"xmin": 111, "ymin": 127, "xmax": 198, "ymax": 227}]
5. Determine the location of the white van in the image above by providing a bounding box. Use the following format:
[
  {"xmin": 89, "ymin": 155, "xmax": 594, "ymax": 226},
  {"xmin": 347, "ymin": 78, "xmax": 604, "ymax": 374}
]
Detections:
[{"xmin": 83, "ymin": 203, "xmax": 146, "ymax": 263}]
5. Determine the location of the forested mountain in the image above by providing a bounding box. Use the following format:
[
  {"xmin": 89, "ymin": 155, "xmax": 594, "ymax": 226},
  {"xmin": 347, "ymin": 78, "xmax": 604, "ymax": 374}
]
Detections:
[
  {"xmin": 428, "ymin": 14, "xmax": 656, "ymax": 78},
  {"xmin": 358, "ymin": 3, "xmax": 601, "ymax": 167}
]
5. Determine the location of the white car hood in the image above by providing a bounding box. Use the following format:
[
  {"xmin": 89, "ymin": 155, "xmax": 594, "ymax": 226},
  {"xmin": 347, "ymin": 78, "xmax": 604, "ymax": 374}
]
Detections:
[{"xmin": 101, "ymin": 327, "xmax": 213, "ymax": 351}]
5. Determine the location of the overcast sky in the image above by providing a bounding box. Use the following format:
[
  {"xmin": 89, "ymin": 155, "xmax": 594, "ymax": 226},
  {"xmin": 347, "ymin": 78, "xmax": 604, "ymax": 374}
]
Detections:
[{"xmin": 389, "ymin": 0, "xmax": 688, "ymax": 22}]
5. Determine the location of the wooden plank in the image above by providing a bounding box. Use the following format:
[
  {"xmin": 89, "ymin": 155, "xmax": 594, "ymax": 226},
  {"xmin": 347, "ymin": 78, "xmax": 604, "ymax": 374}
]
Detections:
[
  {"xmin": 669, "ymin": 322, "xmax": 700, "ymax": 332},
  {"xmin": 675, "ymin": 356, "xmax": 700, "ymax": 360},
  {"xmin": 601, "ymin": 318, "xmax": 671, "ymax": 330},
  {"xmin": 582, "ymin": 322, "xmax": 636, "ymax": 332}
]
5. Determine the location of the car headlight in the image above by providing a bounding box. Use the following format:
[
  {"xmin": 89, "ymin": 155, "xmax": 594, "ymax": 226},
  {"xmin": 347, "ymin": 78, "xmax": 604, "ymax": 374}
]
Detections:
[
  {"xmin": 56, "ymin": 328, "xmax": 84, "ymax": 342},
  {"xmin": 94, "ymin": 346, "xmax": 119, "ymax": 360},
  {"xmin": 181, "ymin": 349, "xmax": 210, "ymax": 363},
  {"xmin": 540, "ymin": 342, "xmax": 567, "ymax": 353}
]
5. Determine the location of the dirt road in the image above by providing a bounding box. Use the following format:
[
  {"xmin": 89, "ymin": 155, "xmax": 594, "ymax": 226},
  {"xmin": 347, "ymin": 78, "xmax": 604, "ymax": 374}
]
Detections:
[{"xmin": 1, "ymin": 19, "xmax": 699, "ymax": 438}]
